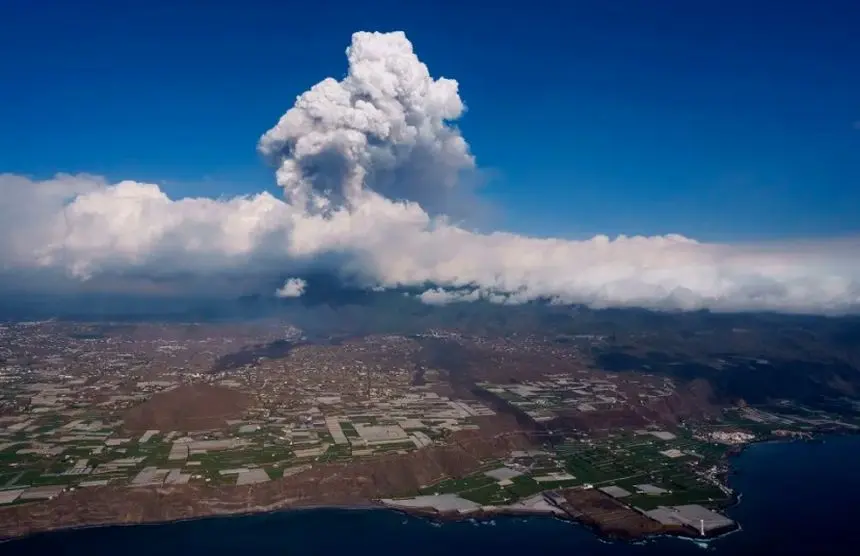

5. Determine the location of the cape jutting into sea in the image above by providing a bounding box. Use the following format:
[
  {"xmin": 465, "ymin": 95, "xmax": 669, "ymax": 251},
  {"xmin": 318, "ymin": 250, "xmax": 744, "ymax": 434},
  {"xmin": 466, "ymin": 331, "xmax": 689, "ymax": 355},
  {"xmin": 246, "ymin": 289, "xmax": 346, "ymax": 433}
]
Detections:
[{"xmin": 4, "ymin": 434, "xmax": 860, "ymax": 556}]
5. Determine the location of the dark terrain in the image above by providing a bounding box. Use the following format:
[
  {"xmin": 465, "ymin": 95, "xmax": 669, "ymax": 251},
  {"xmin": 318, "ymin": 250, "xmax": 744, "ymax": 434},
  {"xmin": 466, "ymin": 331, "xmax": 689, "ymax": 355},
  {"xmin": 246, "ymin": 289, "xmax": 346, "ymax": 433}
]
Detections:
[{"xmin": 4, "ymin": 278, "xmax": 860, "ymax": 412}]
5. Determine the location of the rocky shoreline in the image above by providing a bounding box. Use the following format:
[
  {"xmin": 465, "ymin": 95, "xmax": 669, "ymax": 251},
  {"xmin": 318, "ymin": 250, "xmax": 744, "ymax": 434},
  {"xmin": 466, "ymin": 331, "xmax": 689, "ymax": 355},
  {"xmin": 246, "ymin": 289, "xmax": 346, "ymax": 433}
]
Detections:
[
  {"xmin": 383, "ymin": 488, "xmax": 737, "ymax": 542},
  {"xmin": 0, "ymin": 481, "xmax": 740, "ymax": 544},
  {"xmin": 13, "ymin": 432, "xmax": 850, "ymax": 543}
]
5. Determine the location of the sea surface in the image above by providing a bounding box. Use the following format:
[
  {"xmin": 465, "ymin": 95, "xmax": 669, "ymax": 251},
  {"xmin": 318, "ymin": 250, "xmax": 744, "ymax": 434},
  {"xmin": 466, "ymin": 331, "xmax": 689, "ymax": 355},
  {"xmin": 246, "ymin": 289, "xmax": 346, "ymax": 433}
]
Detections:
[{"xmin": 4, "ymin": 434, "xmax": 860, "ymax": 555}]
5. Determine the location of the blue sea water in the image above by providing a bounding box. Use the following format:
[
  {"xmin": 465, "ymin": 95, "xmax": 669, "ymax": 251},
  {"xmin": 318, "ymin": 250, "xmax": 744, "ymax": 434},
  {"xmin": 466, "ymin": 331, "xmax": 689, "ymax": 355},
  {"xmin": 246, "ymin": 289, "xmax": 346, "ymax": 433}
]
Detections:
[{"xmin": 4, "ymin": 435, "xmax": 860, "ymax": 555}]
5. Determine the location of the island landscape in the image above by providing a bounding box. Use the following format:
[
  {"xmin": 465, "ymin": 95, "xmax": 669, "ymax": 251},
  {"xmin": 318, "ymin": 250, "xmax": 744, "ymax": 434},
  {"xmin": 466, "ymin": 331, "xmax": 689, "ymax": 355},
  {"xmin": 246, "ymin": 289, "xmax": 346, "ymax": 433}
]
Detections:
[
  {"xmin": 2, "ymin": 2, "xmax": 860, "ymax": 553},
  {"xmin": 1, "ymin": 307, "xmax": 858, "ymax": 543}
]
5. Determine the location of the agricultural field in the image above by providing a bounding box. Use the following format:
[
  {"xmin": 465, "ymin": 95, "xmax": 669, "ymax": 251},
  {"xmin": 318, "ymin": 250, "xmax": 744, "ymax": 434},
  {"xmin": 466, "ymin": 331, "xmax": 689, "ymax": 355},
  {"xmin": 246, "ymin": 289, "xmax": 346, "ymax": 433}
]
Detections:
[
  {"xmin": 555, "ymin": 432, "xmax": 730, "ymax": 511},
  {"xmin": 418, "ymin": 452, "xmax": 579, "ymax": 506}
]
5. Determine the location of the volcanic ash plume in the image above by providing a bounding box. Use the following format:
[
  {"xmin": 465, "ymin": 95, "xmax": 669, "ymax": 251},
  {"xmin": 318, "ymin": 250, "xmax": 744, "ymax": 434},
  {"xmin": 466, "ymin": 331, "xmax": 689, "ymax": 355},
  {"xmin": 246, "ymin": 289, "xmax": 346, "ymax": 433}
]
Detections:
[{"xmin": 258, "ymin": 31, "xmax": 474, "ymax": 215}]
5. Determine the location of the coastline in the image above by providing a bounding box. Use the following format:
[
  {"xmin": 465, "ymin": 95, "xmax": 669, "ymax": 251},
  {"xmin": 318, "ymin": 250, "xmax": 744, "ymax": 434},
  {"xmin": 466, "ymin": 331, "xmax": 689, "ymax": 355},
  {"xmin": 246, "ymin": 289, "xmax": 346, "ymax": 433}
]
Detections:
[
  {"xmin": 0, "ymin": 487, "xmax": 730, "ymax": 544},
  {"xmin": 4, "ymin": 431, "xmax": 855, "ymax": 545},
  {"xmin": 718, "ymin": 429, "xmax": 858, "ymax": 485},
  {"xmin": 0, "ymin": 497, "xmax": 714, "ymax": 545},
  {"xmin": 0, "ymin": 500, "xmax": 387, "ymax": 544},
  {"xmin": 377, "ymin": 432, "xmax": 860, "ymax": 543}
]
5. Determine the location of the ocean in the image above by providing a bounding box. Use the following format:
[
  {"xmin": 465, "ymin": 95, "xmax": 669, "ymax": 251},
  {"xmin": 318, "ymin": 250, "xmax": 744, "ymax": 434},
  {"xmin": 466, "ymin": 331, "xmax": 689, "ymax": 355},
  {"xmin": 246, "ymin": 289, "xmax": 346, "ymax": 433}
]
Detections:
[{"xmin": 4, "ymin": 434, "xmax": 860, "ymax": 555}]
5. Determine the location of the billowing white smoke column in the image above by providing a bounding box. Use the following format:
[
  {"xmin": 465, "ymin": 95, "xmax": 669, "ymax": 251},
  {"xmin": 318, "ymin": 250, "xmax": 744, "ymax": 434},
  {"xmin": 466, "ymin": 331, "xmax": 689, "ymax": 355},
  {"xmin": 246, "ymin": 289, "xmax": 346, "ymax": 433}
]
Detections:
[
  {"xmin": 1, "ymin": 31, "xmax": 858, "ymax": 314},
  {"xmin": 259, "ymin": 31, "xmax": 474, "ymax": 216},
  {"xmin": 275, "ymin": 278, "xmax": 307, "ymax": 298}
]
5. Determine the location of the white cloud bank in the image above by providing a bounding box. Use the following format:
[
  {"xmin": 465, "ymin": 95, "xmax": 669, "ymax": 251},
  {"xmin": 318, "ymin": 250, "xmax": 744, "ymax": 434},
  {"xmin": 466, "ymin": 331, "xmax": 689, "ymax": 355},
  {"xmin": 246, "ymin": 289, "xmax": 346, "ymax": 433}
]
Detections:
[{"xmin": 1, "ymin": 31, "xmax": 859, "ymax": 314}]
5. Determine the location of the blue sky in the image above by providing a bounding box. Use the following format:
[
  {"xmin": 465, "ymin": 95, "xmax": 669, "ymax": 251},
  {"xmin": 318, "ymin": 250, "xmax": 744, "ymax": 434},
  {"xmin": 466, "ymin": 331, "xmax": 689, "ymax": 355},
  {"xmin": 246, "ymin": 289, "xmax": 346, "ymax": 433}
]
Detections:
[{"xmin": 1, "ymin": 0, "xmax": 858, "ymax": 241}]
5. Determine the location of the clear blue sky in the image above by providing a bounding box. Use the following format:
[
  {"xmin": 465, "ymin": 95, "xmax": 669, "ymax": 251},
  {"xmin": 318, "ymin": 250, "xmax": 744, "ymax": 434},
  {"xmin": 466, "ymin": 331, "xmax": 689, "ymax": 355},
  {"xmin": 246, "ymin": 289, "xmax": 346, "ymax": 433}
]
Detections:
[{"xmin": 1, "ymin": 0, "xmax": 858, "ymax": 241}]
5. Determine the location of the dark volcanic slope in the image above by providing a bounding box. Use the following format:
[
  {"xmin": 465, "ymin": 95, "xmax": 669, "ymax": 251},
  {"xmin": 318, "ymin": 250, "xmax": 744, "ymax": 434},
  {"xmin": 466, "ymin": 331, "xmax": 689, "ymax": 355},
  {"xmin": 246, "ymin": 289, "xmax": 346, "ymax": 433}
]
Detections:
[
  {"xmin": 595, "ymin": 348, "xmax": 860, "ymax": 407},
  {"xmin": 212, "ymin": 339, "xmax": 301, "ymax": 372},
  {"xmin": 123, "ymin": 384, "xmax": 250, "ymax": 432}
]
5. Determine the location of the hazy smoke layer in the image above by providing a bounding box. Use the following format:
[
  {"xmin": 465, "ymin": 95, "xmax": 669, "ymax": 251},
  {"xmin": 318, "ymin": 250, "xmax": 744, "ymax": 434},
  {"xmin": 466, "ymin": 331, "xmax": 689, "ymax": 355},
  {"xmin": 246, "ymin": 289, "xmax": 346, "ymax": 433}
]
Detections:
[{"xmin": 1, "ymin": 31, "xmax": 858, "ymax": 314}]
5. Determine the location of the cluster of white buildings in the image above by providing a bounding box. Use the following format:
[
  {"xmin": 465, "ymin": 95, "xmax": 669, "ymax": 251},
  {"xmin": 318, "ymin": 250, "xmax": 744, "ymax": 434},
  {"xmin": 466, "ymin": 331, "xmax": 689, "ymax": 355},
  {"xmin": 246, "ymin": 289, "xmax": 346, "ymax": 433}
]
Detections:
[{"xmin": 708, "ymin": 430, "xmax": 756, "ymax": 445}]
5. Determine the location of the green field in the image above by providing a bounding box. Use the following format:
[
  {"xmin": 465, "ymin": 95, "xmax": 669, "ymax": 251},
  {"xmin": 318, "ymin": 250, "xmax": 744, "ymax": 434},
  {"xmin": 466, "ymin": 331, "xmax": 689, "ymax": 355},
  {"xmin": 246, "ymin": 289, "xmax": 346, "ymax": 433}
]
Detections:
[
  {"xmin": 339, "ymin": 422, "xmax": 360, "ymax": 438},
  {"xmin": 420, "ymin": 468, "xmax": 572, "ymax": 506},
  {"xmin": 420, "ymin": 474, "xmax": 496, "ymax": 495},
  {"xmin": 553, "ymin": 433, "xmax": 732, "ymax": 510}
]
